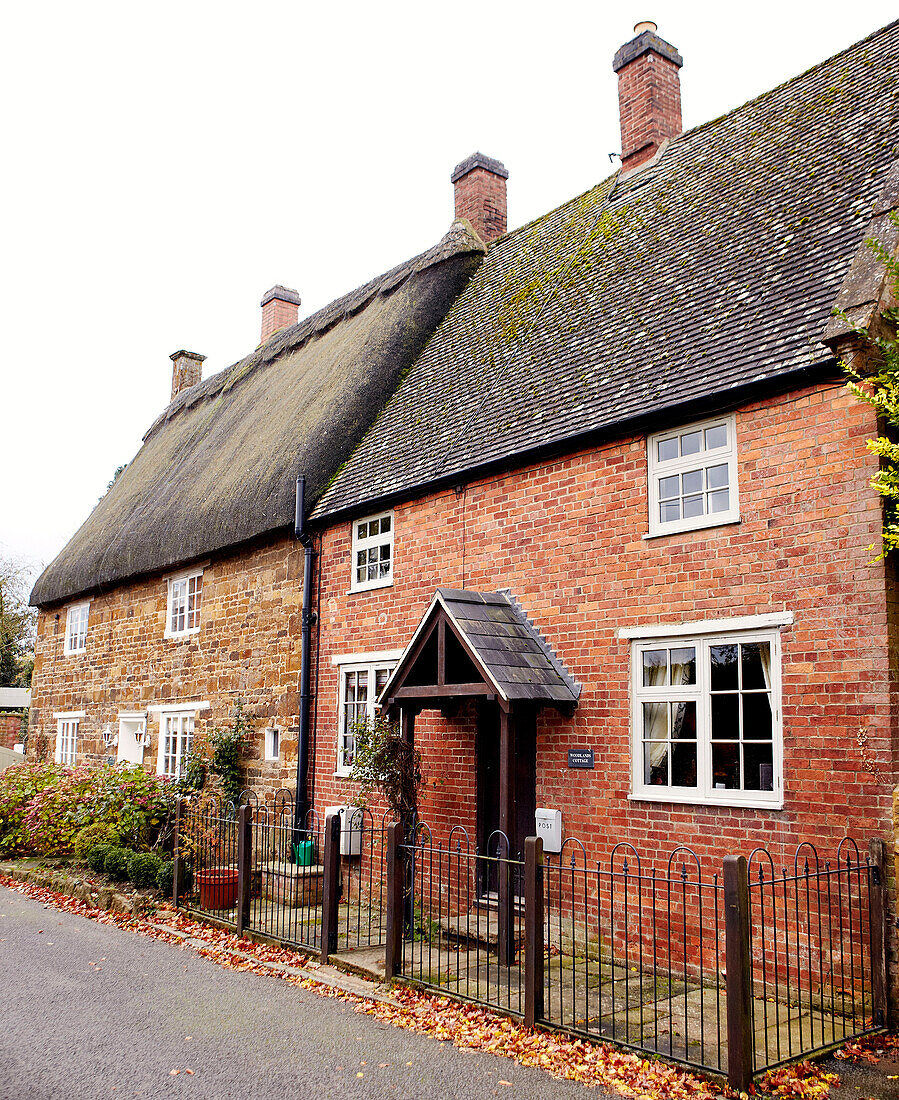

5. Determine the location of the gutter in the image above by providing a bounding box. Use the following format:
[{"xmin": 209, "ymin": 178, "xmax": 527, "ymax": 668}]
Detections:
[{"xmin": 293, "ymin": 476, "xmax": 315, "ymax": 836}]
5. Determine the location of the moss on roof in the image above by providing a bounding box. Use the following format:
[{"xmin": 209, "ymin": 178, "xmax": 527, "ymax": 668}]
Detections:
[{"xmin": 312, "ymin": 20, "xmax": 899, "ymax": 520}]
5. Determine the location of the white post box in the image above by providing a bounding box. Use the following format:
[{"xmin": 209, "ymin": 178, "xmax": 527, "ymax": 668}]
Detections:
[
  {"xmin": 535, "ymin": 808, "xmax": 562, "ymax": 853},
  {"xmin": 325, "ymin": 805, "xmax": 363, "ymax": 856}
]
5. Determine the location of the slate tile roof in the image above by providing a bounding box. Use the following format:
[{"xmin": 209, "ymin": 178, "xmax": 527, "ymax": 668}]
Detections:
[
  {"xmin": 312, "ymin": 20, "xmax": 899, "ymax": 520},
  {"xmin": 382, "ymin": 589, "xmax": 581, "ymax": 706}
]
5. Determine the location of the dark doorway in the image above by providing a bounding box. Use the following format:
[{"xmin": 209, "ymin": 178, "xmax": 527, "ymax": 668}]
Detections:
[{"xmin": 476, "ymin": 703, "xmax": 536, "ymax": 874}]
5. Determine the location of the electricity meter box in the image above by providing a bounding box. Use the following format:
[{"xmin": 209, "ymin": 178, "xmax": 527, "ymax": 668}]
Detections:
[
  {"xmin": 535, "ymin": 808, "xmax": 562, "ymax": 853},
  {"xmin": 325, "ymin": 805, "xmax": 363, "ymax": 856}
]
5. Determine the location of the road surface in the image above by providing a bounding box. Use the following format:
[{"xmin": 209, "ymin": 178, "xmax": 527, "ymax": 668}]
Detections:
[{"xmin": 0, "ymin": 885, "xmax": 601, "ymax": 1099}]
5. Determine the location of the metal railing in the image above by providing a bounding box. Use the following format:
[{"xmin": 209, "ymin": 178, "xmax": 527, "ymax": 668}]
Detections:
[{"xmin": 173, "ymin": 803, "xmax": 886, "ymax": 1088}]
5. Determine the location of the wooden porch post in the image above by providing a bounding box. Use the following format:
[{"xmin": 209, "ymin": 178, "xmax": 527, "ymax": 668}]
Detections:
[
  {"xmin": 497, "ymin": 707, "xmax": 516, "ymax": 967},
  {"xmin": 400, "ymin": 706, "xmax": 416, "ymax": 934}
]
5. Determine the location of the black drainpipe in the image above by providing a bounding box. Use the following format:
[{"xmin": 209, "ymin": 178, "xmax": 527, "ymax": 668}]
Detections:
[{"xmin": 293, "ymin": 476, "xmax": 315, "ymax": 837}]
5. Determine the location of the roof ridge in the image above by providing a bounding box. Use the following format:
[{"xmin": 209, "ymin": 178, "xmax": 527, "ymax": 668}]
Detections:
[
  {"xmin": 678, "ymin": 17, "xmax": 899, "ymax": 147},
  {"xmin": 143, "ymin": 220, "xmax": 486, "ymax": 441}
]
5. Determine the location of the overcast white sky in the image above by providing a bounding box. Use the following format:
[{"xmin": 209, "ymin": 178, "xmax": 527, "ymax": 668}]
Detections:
[{"xmin": 2, "ymin": 1, "xmax": 896, "ymax": 588}]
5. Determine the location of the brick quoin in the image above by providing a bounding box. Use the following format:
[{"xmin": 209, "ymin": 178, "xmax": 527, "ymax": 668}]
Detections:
[{"xmin": 313, "ymin": 382, "xmax": 896, "ymax": 879}]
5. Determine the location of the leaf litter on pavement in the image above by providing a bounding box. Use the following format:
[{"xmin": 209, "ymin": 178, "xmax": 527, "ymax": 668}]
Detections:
[{"xmin": 0, "ymin": 873, "xmax": 875, "ymax": 1098}]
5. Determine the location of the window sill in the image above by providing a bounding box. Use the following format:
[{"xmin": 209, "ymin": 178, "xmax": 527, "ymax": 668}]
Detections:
[
  {"xmin": 164, "ymin": 628, "xmax": 201, "ymax": 641},
  {"xmin": 63, "ymin": 649, "xmax": 86, "ymax": 657},
  {"xmin": 333, "ymin": 770, "xmax": 354, "ymax": 779},
  {"xmin": 644, "ymin": 516, "xmax": 742, "ymax": 541},
  {"xmin": 347, "ymin": 579, "xmax": 394, "ymax": 596},
  {"xmin": 628, "ymin": 791, "xmax": 783, "ymax": 811}
]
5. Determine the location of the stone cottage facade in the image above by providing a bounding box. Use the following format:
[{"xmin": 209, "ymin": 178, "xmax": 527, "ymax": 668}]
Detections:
[{"xmin": 28, "ymin": 23, "xmax": 899, "ymax": 880}]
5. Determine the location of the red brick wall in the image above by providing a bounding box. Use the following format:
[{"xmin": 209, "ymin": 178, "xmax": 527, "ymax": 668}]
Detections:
[
  {"xmin": 453, "ymin": 167, "xmax": 507, "ymax": 244},
  {"xmin": 312, "ymin": 381, "xmax": 895, "ymax": 878},
  {"xmin": 0, "ymin": 713, "xmax": 24, "ymax": 751},
  {"xmin": 29, "ymin": 537, "xmax": 306, "ymax": 801},
  {"xmin": 618, "ymin": 50, "xmax": 682, "ymax": 171}
]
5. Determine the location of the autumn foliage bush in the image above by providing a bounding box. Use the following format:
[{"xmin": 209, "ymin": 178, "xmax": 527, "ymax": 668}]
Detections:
[{"xmin": 0, "ymin": 762, "xmax": 174, "ymax": 857}]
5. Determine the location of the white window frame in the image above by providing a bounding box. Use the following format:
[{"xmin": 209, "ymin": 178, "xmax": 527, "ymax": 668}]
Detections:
[
  {"xmin": 646, "ymin": 415, "xmax": 739, "ymax": 537},
  {"xmin": 165, "ymin": 568, "xmax": 203, "ymax": 638},
  {"xmin": 155, "ymin": 710, "xmax": 196, "ymax": 780},
  {"xmin": 264, "ymin": 726, "xmax": 280, "ymax": 761},
  {"xmin": 54, "ymin": 713, "xmax": 82, "ymax": 764},
  {"xmin": 350, "ymin": 510, "xmax": 394, "ymax": 593},
  {"xmin": 629, "ymin": 625, "xmax": 783, "ymax": 810},
  {"xmin": 336, "ymin": 659, "xmax": 397, "ymax": 776},
  {"xmin": 64, "ymin": 602, "xmax": 90, "ymax": 655}
]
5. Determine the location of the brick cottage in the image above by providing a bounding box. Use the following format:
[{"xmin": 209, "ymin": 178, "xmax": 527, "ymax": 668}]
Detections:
[{"xmin": 28, "ymin": 20, "xmax": 899, "ymax": 899}]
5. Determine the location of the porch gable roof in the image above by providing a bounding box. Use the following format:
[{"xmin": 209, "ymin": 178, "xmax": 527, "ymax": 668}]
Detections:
[{"xmin": 380, "ymin": 588, "xmax": 581, "ymax": 709}]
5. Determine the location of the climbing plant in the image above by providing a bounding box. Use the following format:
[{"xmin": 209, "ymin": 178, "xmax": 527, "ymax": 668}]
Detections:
[
  {"xmin": 842, "ymin": 211, "xmax": 899, "ymax": 559},
  {"xmin": 348, "ymin": 714, "xmax": 422, "ymax": 822}
]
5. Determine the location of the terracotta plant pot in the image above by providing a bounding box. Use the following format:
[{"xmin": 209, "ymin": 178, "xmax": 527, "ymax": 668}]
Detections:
[{"xmin": 196, "ymin": 868, "xmax": 239, "ymax": 910}]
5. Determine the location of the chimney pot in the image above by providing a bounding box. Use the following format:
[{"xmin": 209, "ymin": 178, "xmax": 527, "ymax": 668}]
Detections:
[
  {"xmin": 169, "ymin": 349, "xmax": 206, "ymax": 402},
  {"xmin": 613, "ymin": 24, "xmax": 683, "ymax": 173},
  {"xmin": 260, "ymin": 285, "xmax": 301, "ymax": 344},
  {"xmin": 451, "ymin": 152, "xmax": 509, "ymax": 245}
]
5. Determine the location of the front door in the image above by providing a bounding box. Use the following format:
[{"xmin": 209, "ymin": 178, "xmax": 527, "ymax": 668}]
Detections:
[{"xmin": 476, "ymin": 704, "xmax": 536, "ymax": 893}]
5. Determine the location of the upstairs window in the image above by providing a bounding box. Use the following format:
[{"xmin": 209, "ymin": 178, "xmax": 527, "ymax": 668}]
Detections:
[
  {"xmin": 166, "ymin": 569, "xmax": 203, "ymax": 638},
  {"xmin": 350, "ymin": 511, "xmax": 394, "ymax": 592},
  {"xmin": 647, "ymin": 416, "xmax": 739, "ymax": 536},
  {"xmin": 64, "ymin": 602, "xmax": 90, "ymax": 655}
]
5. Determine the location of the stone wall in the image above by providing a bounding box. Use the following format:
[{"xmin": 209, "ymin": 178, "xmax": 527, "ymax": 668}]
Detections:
[{"xmin": 29, "ymin": 536, "xmax": 305, "ymax": 802}]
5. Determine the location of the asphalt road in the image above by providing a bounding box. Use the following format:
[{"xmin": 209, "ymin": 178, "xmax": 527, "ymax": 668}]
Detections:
[{"xmin": 0, "ymin": 885, "xmax": 600, "ymax": 1100}]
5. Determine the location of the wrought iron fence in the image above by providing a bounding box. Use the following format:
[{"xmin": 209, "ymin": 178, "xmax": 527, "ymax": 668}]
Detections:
[
  {"xmin": 747, "ymin": 840, "xmax": 880, "ymax": 1074},
  {"xmin": 397, "ymin": 825, "xmax": 525, "ymax": 1017},
  {"xmin": 336, "ymin": 808, "xmax": 393, "ymax": 952},
  {"xmin": 173, "ymin": 802, "xmax": 886, "ymax": 1088},
  {"xmin": 244, "ymin": 805, "xmax": 323, "ymax": 952},
  {"xmin": 174, "ymin": 798, "xmax": 240, "ymax": 927},
  {"xmin": 543, "ymin": 841, "xmax": 727, "ymax": 1075}
]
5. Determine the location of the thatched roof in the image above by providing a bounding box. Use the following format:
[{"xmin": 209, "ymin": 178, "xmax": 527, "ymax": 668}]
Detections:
[
  {"xmin": 31, "ymin": 222, "xmax": 486, "ymax": 608},
  {"xmin": 312, "ymin": 20, "xmax": 899, "ymax": 520}
]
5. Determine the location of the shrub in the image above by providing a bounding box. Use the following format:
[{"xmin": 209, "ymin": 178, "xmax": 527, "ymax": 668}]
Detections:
[
  {"xmin": 127, "ymin": 852, "xmax": 163, "ymax": 889},
  {"xmin": 86, "ymin": 843, "xmax": 115, "ymax": 874},
  {"xmin": 155, "ymin": 860, "xmax": 192, "ymax": 897},
  {"xmin": 103, "ymin": 846, "xmax": 131, "ymax": 881},
  {"xmin": 74, "ymin": 823, "xmax": 120, "ymax": 863},
  {"xmin": 156, "ymin": 860, "xmax": 174, "ymax": 896},
  {"xmin": 0, "ymin": 763, "xmax": 66, "ymax": 856},
  {"xmin": 15, "ymin": 763, "xmax": 174, "ymax": 856}
]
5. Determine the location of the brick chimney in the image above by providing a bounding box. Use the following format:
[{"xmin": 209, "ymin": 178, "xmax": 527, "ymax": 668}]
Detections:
[
  {"xmin": 613, "ymin": 21, "xmax": 683, "ymax": 173},
  {"xmin": 260, "ymin": 285, "xmax": 301, "ymax": 344},
  {"xmin": 451, "ymin": 153, "xmax": 509, "ymax": 245},
  {"xmin": 169, "ymin": 350, "xmax": 205, "ymax": 401}
]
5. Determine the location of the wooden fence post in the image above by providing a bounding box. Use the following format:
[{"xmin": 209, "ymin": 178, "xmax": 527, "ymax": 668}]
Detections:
[
  {"xmin": 724, "ymin": 854, "xmax": 754, "ymax": 1091},
  {"xmin": 869, "ymin": 837, "xmax": 890, "ymax": 1028},
  {"xmin": 172, "ymin": 797, "xmax": 183, "ymax": 908},
  {"xmin": 320, "ymin": 811, "xmax": 341, "ymax": 963},
  {"xmin": 524, "ymin": 835, "xmax": 544, "ymax": 1028},
  {"xmin": 236, "ymin": 804, "xmax": 252, "ymax": 937},
  {"xmin": 385, "ymin": 821, "xmax": 405, "ymax": 980}
]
